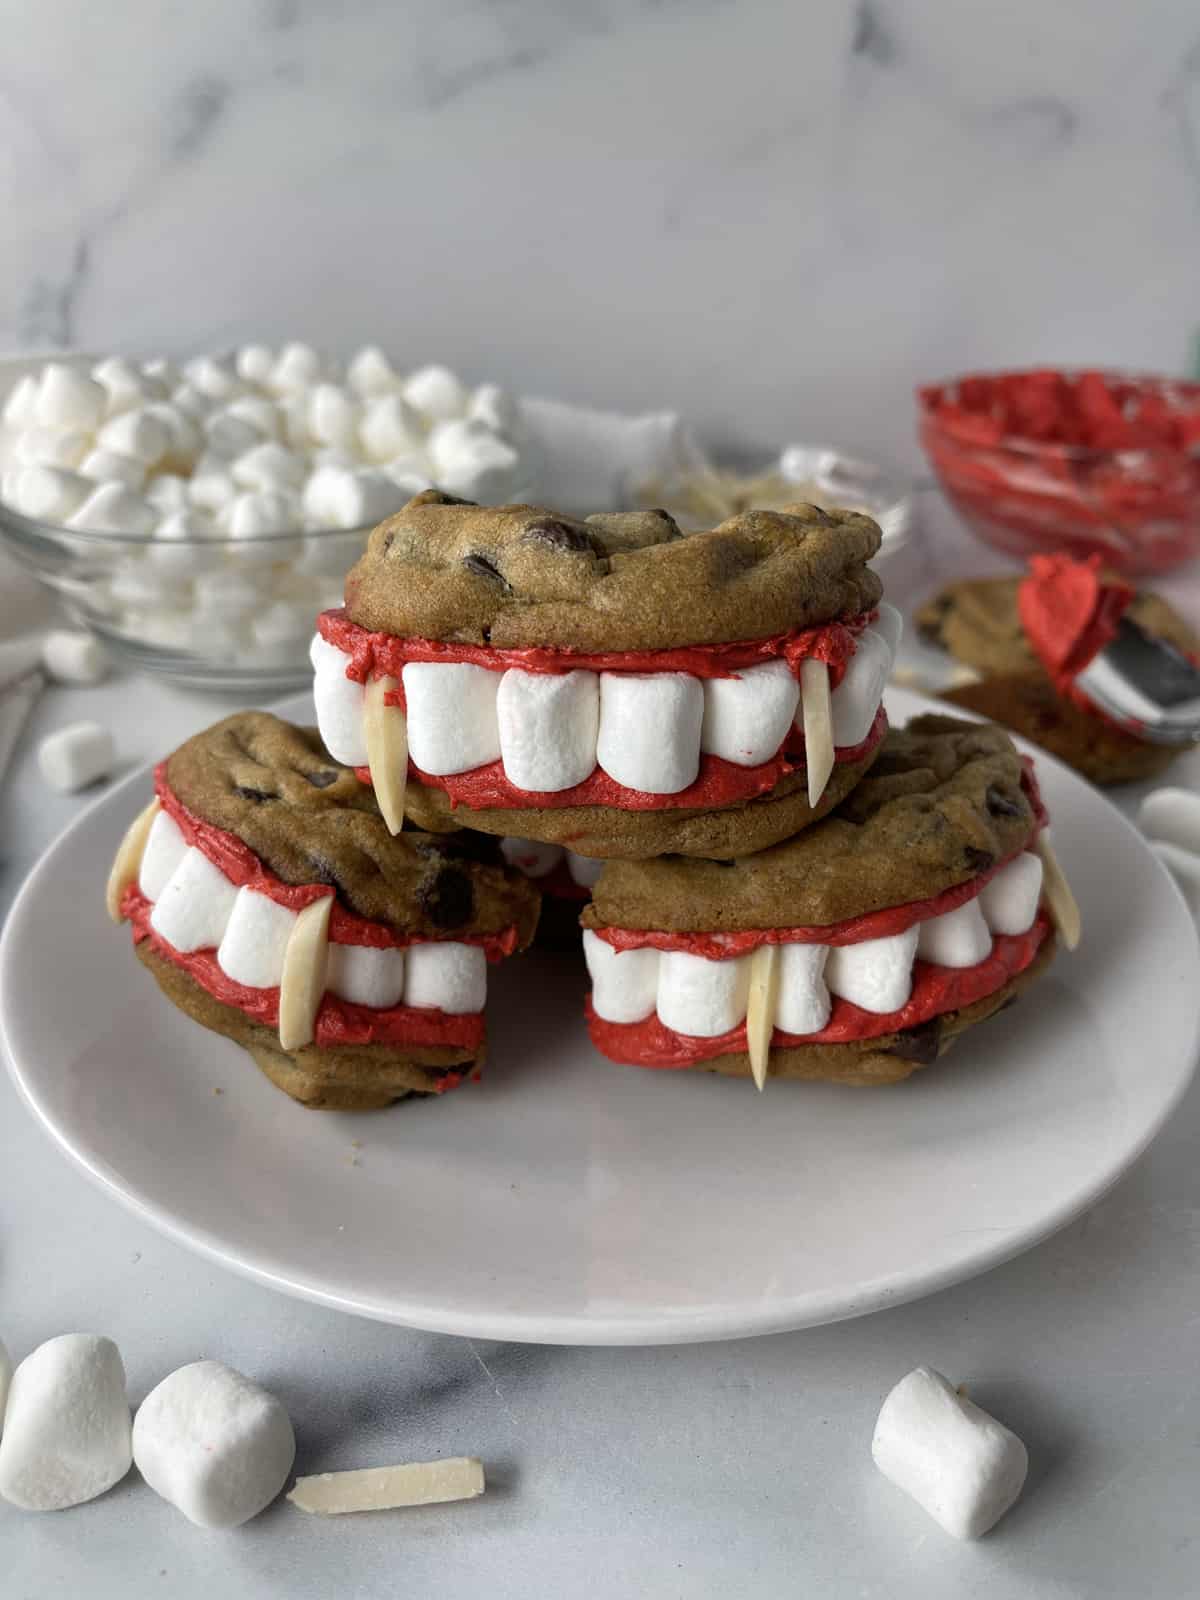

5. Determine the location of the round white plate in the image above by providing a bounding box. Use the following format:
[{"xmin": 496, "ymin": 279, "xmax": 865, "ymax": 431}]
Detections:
[{"xmin": 3, "ymin": 687, "xmax": 1197, "ymax": 1344}]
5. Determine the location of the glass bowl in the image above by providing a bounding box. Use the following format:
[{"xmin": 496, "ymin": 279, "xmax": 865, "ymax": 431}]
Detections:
[{"xmin": 918, "ymin": 368, "xmax": 1200, "ymax": 576}]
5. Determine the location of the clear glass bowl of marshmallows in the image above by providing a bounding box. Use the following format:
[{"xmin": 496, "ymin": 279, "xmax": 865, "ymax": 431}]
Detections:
[{"xmin": 0, "ymin": 345, "xmax": 536, "ymax": 691}]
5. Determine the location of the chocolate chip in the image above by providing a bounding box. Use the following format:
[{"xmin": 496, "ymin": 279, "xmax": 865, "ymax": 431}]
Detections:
[
  {"xmin": 797, "ymin": 502, "xmax": 833, "ymax": 525},
  {"xmin": 985, "ymin": 784, "xmax": 1022, "ymax": 818},
  {"xmin": 889, "ymin": 1017, "xmax": 943, "ymax": 1066},
  {"xmin": 964, "ymin": 846, "xmax": 994, "ymax": 873},
  {"xmin": 523, "ymin": 518, "xmax": 595, "ymax": 554},
  {"xmin": 463, "ymin": 552, "xmax": 511, "ymax": 590},
  {"xmin": 646, "ymin": 508, "xmax": 681, "ymax": 535},
  {"xmin": 414, "ymin": 488, "xmax": 476, "ymax": 508},
  {"xmin": 234, "ymin": 785, "xmax": 273, "ymax": 803},
  {"xmin": 306, "ymin": 770, "xmax": 339, "ymax": 789},
  {"xmin": 421, "ymin": 865, "xmax": 475, "ymax": 928}
]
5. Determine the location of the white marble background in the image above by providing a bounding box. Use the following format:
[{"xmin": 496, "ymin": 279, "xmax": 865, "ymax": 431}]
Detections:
[{"xmin": 2, "ymin": 0, "xmax": 1199, "ymax": 470}]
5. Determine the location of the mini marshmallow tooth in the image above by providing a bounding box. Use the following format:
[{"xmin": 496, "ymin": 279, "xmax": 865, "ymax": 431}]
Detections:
[
  {"xmin": 873, "ymin": 600, "xmax": 904, "ymax": 660},
  {"xmin": 326, "ymin": 942, "xmax": 406, "ymax": 1009},
  {"xmin": 583, "ymin": 930, "xmax": 660, "ymax": 1022},
  {"xmin": 428, "ymin": 418, "xmax": 521, "ymax": 501},
  {"xmin": 7, "ymin": 464, "xmax": 90, "ymax": 522},
  {"xmin": 567, "ymin": 851, "xmax": 605, "ymax": 889},
  {"xmin": 359, "ymin": 393, "xmax": 425, "ymax": 462},
  {"xmin": 497, "ymin": 667, "xmax": 599, "ymax": 792},
  {"xmin": 138, "ymin": 808, "xmax": 189, "ymax": 900},
  {"xmin": 362, "ymin": 674, "xmax": 407, "ymax": 834},
  {"xmin": 235, "ymin": 343, "xmax": 275, "ymax": 386},
  {"xmin": 468, "ymin": 382, "xmax": 518, "ymax": 435},
  {"xmin": 13, "ymin": 425, "xmax": 91, "ymax": 468},
  {"xmin": 597, "ymin": 672, "xmax": 704, "ymax": 795},
  {"xmin": 776, "ymin": 942, "xmax": 832, "ymax": 1035},
  {"xmin": 309, "ymin": 383, "xmax": 360, "ymax": 449},
  {"xmin": 871, "ymin": 1366, "xmax": 1028, "ymax": 1540},
  {"xmin": 96, "ymin": 406, "xmax": 171, "ymax": 466},
  {"xmin": 499, "ymin": 837, "xmax": 566, "ymax": 878},
  {"xmin": 403, "ymin": 662, "xmax": 502, "ymax": 776},
  {"xmin": 978, "ymin": 852, "xmax": 1043, "ymax": 937},
  {"xmin": 657, "ymin": 949, "xmax": 751, "ymax": 1037},
  {"xmin": 799, "ymin": 658, "xmax": 835, "ymax": 808},
  {"xmin": 106, "ymin": 797, "xmax": 160, "ymax": 921},
  {"xmin": 830, "ymin": 629, "xmax": 890, "ymax": 749},
  {"xmin": 182, "ymin": 354, "xmax": 244, "ymax": 401},
  {"xmin": 38, "ymin": 721, "xmax": 114, "ymax": 793},
  {"xmin": 41, "ymin": 628, "xmax": 108, "ymax": 685},
  {"xmin": 187, "ymin": 454, "xmax": 238, "ymax": 511},
  {"xmin": 77, "ymin": 448, "xmax": 146, "ymax": 491},
  {"xmin": 133, "ymin": 1360, "xmax": 295, "ymax": 1530},
  {"xmin": 916, "ymin": 900, "xmax": 993, "ymax": 969},
  {"xmin": 288, "ymin": 1456, "xmax": 484, "ymax": 1516},
  {"xmin": 151, "ymin": 846, "xmax": 240, "ymax": 952},
  {"xmin": 1138, "ymin": 787, "xmax": 1200, "ymax": 855},
  {"xmin": 402, "ymin": 364, "xmax": 468, "ymax": 421},
  {"xmin": 347, "ymin": 344, "xmax": 398, "ymax": 396},
  {"xmin": 35, "ymin": 363, "xmax": 107, "ymax": 429},
  {"xmin": 2, "ymin": 373, "xmax": 39, "ymax": 428},
  {"xmin": 404, "ymin": 941, "xmax": 487, "ymax": 1014},
  {"xmin": 0, "ymin": 1335, "xmax": 132, "ymax": 1512},
  {"xmin": 203, "ymin": 407, "xmax": 267, "ymax": 459},
  {"xmin": 311, "ymin": 634, "xmax": 369, "ymax": 766},
  {"xmin": 1035, "ymin": 832, "xmax": 1081, "ymax": 951},
  {"xmin": 278, "ymin": 894, "xmax": 333, "ymax": 1049},
  {"xmin": 268, "ymin": 341, "xmax": 323, "ymax": 394},
  {"xmin": 232, "ymin": 440, "xmax": 307, "ymax": 492},
  {"xmin": 825, "ymin": 926, "xmax": 918, "ymax": 1015},
  {"xmin": 746, "ymin": 945, "xmax": 780, "ymax": 1090},
  {"xmin": 218, "ymin": 887, "xmax": 299, "ymax": 989},
  {"xmin": 700, "ymin": 660, "xmax": 800, "ymax": 767}
]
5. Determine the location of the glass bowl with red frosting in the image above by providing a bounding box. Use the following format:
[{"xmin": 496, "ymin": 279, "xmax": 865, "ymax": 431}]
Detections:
[{"xmin": 918, "ymin": 368, "xmax": 1200, "ymax": 575}]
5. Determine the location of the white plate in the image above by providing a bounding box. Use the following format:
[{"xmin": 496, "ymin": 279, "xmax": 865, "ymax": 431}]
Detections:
[{"xmin": 2, "ymin": 687, "xmax": 1197, "ymax": 1345}]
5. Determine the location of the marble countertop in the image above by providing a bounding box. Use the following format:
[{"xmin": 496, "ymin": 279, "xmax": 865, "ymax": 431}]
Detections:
[{"xmin": 2, "ymin": 504, "xmax": 1199, "ymax": 1598}]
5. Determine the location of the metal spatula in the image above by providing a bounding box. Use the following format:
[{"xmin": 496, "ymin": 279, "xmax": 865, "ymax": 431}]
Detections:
[{"xmin": 1074, "ymin": 616, "xmax": 1200, "ymax": 744}]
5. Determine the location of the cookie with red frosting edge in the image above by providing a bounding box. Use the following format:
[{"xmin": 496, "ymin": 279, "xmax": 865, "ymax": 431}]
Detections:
[
  {"xmin": 115, "ymin": 712, "xmax": 539, "ymax": 1110},
  {"xmin": 583, "ymin": 715, "xmax": 1059, "ymax": 1082}
]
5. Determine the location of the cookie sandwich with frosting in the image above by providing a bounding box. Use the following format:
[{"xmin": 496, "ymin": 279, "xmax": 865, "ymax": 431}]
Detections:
[
  {"xmin": 107, "ymin": 711, "xmax": 539, "ymax": 1109},
  {"xmin": 311, "ymin": 491, "xmax": 898, "ymax": 859},
  {"xmin": 581, "ymin": 716, "xmax": 1079, "ymax": 1086}
]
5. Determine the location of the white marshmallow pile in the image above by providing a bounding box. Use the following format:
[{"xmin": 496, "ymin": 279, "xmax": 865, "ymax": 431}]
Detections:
[
  {"xmin": 871, "ymin": 1366, "xmax": 1028, "ymax": 1539},
  {"xmin": 0, "ymin": 1335, "xmax": 132, "ymax": 1511},
  {"xmin": 1139, "ymin": 787, "xmax": 1200, "ymax": 918},
  {"xmin": 0, "ymin": 349, "xmax": 530, "ymax": 673},
  {"xmin": 312, "ymin": 603, "xmax": 900, "ymax": 802},
  {"xmin": 584, "ymin": 851, "xmax": 1043, "ymax": 1037},
  {"xmin": 133, "ymin": 1360, "xmax": 295, "ymax": 1529}
]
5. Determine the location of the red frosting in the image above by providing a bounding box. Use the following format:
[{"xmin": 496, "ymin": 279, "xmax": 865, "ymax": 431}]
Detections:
[
  {"xmin": 124, "ymin": 885, "xmax": 481, "ymax": 1076},
  {"xmin": 1017, "ymin": 553, "xmax": 1134, "ymax": 717},
  {"xmin": 587, "ymin": 915, "xmax": 1052, "ymax": 1069},
  {"xmin": 154, "ymin": 767, "xmax": 523, "ymax": 959}
]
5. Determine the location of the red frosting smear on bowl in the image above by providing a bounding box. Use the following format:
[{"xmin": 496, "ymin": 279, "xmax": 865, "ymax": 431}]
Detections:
[
  {"xmin": 587, "ymin": 915, "xmax": 1051, "ymax": 1069},
  {"xmin": 1018, "ymin": 553, "xmax": 1133, "ymax": 703},
  {"xmin": 154, "ymin": 766, "xmax": 523, "ymax": 958},
  {"xmin": 123, "ymin": 884, "xmax": 481, "ymax": 1074}
]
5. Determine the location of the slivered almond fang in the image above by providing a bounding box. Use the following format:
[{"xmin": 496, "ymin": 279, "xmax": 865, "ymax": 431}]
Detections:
[
  {"xmin": 363, "ymin": 674, "xmax": 407, "ymax": 836},
  {"xmin": 278, "ymin": 895, "xmax": 332, "ymax": 1050},
  {"xmin": 801, "ymin": 658, "xmax": 834, "ymax": 810},
  {"xmin": 288, "ymin": 1457, "xmax": 485, "ymax": 1515},
  {"xmin": 1035, "ymin": 833, "xmax": 1081, "ymax": 952},
  {"xmin": 105, "ymin": 798, "xmax": 159, "ymax": 923},
  {"xmin": 746, "ymin": 945, "xmax": 779, "ymax": 1092}
]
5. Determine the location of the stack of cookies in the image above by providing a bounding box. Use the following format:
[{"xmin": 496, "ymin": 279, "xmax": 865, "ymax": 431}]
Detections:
[{"xmin": 110, "ymin": 489, "xmax": 1079, "ymax": 1106}]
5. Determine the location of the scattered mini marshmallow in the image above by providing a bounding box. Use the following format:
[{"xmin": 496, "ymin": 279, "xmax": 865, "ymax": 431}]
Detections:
[
  {"xmin": 583, "ymin": 930, "xmax": 660, "ymax": 1023},
  {"xmin": 1139, "ymin": 787, "xmax": 1200, "ymax": 856},
  {"xmin": 831, "ymin": 628, "xmax": 891, "ymax": 748},
  {"xmin": 41, "ymin": 629, "xmax": 108, "ymax": 686},
  {"xmin": 67, "ymin": 482, "xmax": 156, "ymax": 536},
  {"xmin": 775, "ymin": 941, "xmax": 832, "ymax": 1034},
  {"xmin": 657, "ymin": 949, "xmax": 751, "ymax": 1037},
  {"xmin": 701, "ymin": 660, "xmax": 799, "ymax": 767},
  {"xmin": 825, "ymin": 926, "xmax": 918, "ymax": 1014},
  {"xmin": 288, "ymin": 1456, "xmax": 484, "ymax": 1516},
  {"xmin": 978, "ymin": 853, "xmax": 1043, "ymax": 937},
  {"xmin": 597, "ymin": 672, "xmax": 704, "ymax": 794},
  {"xmin": 0, "ymin": 1334, "xmax": 132, "ymax": 1511},
  {"xmin": 35, "ymin": 364, "xmax": 107, "ymax": 430},
  {"xmin": 311, "ymin": 635, "xmax": 368, "ymax": 766},
  {"xmin": 38, "ymin": 721, "xmax": 114, "ymax": 793},
  {"xmin": 150, "ymin": 847, "xmax": 239, "ymax": 953},
  {"xmin": 871, "ymin": 1366, "xmax": 1028, "ymax": 1540},
  {"xmin": 497, "ymin": 667, "xmax": 599, "ymax": 791},
  {"xmin": 916, "ymin": 900, "xmax": 992, "ymax": 969},
  {"xmin": 500, "ymin": 837, "xmax": 566, "ymax": 878},
  {"xmin": 403, "ymin": 662, "xmax": 502, "ymax": 776},
  {"xmin": 7, "ymin": 465, "xmax": 90, "ymax": 522},
  {"xmin": 326, "ymin": 942, "xmax": 406, "ymax": 1008},
  {"xmin": 404, "ymin": 941, "xmax": 487, "ymax": 1014},
  {"xmin": 133, "ymin": 1360, "xmax": 295, "ymax": 1529},
  {"xmin": 218, "ymin": 887, "xmax": 299, "ymax": 989},
  {"xmin": 139, "ymin": 809, "xmax": 189, "ymax": 900},
  {"xmin": 402, "ymin": 364, "xmax": 468, "ymax": 421}
]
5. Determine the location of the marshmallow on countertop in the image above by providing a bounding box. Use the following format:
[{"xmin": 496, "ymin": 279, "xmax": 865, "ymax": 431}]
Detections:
[
  {"xmin": 311, "ymin": 635, "xmax": 368, "ymax": 767},
  {"xmin": 830, "ymin": 628, "xmax": 891, "ymax": 748},
  {"xmin": 0, "ymin": 1334, "xmax": 132, "ymax": 1511},
  {"xmin": 150, "ymin": 847, "xmax": 239, "ymax": 953},
  {"xmin": 872, "ymin": 1366, "xmax": 1028, "ymax": 1540},
  {"xmin": 139, "ymin": 810, "xmax": 189, "ymax": 901},
  {"xmin": 701, "ymin": 660, "xmax": 799, "ymax": 767},
  {"xmin": 916, "ymin": 900, "xmax": 992, "ymax": 968},
  {"xmin": 403, "ymin": 662, "xmax": 502, "ymax": 776},
  {"xmin": 1139, "ymin": 787, "xmax": 1200, "ymax": 856},
  {"xmin": 133, "ymin": 1360, "xmax": 295, "ymax": 1529},
  {"xmin": 326, "ymin": 943, "xmax": 406, "ymax": 1009},
  {"xmin": 775, "ymin": 942, "xmax": 832, "ymax": 1035},
  {"xmin": 597, "ymin": 672, "xmax": 704, "ymax": 795},
  {"xmin": 38, "ymin": 722, "xmax": 114, "ymax": 793},
  {"xmin": 41, "ymin": 629, "xmax": 108, "ymax": 686},
  {"xmin": 497, "ymin": 668, "xmax": 599, "ymax": 792},
  {"xmin": 217, "ymin": 887, "xmax": 298, "ymax": 989},
  {"xmin": 583, "ymin": 930, "xmax": 659, "ymax": 1024},
  {"xmin": 657, "ymin": 949, "xmax": 751, "ymax": 1037},
  {"xmin": 977, "ymin": 853, "xmax": 1043, "ymax": 936},
  {"xmin": 404, "ymin": 941, "xmax": 487, "ymax": 1014},
  {"xmin": 825, "ymin": 926, "xmax": 919, "ymax": 1014}
]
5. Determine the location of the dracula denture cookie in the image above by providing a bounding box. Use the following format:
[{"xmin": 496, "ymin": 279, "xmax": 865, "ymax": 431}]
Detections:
[
  {"xmin": 311, "ymin": 491, "xmax": 898, "ymax": 858},
  {"xmin": 107, "ymin": 712, "xmax": 539, "ymax": 1109},
  {"xmin": 581, "ymin": 716, "xmax": 1079, "ymax": 1087}
]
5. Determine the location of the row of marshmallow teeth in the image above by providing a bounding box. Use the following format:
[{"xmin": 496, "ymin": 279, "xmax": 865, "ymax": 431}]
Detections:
[
  {"xmin": 312, "ymin": 602, "xmax": 900, "ymax": 815},
  {"xmin": 584, "ymin": 849, "xmax": 1055, "ymax": 1086},
  {"xmin": 499, "ymin": 838, "xmax": 605, "ymax": 888},
  {"xmin": 106, "ymin": 804, "xmax": 486, "ymax": 1050}
]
